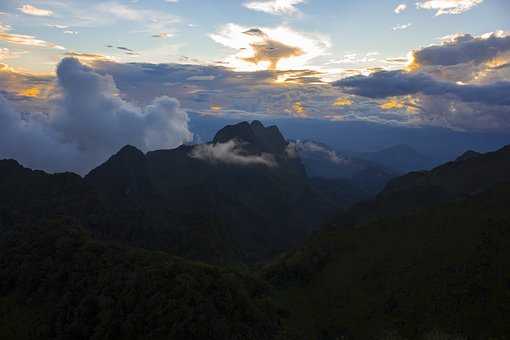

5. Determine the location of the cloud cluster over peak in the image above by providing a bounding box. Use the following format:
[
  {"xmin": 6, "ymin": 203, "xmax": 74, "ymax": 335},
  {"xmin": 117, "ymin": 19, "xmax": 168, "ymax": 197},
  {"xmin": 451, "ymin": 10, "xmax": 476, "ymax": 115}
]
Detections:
[
  {"xmin": 190, "ymin": 140, "xmax": 277, "ymax": 167},
  {"xmin": 0, "ymin": 58, "xmax": 192, "ymax": 174}
]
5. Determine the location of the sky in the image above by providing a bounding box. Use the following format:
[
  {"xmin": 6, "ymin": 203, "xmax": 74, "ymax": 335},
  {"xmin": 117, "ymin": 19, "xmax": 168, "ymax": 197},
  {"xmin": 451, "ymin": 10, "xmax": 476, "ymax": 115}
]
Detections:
[{"xmin": 0, "ymin": 0, "xmax": 510, "ymax": 173}]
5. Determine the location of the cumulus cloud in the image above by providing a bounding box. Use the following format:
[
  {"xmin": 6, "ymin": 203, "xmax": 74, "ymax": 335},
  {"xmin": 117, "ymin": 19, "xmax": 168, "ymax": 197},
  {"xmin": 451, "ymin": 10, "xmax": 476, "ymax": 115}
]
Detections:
[
  {"xmin": 18, "ymin": 4, "xmax": 53, "ymax": 17},
  {"xmin": 243, "ymin": 0, "xmax": 305, "ymax": 16},
  {"xmin": 416, "ymin": 0, "xmax": 483, "ymax": 16},
  {"xmin": 210, "ymin": 24, "xmax": 330, "ymax": 71},
  {"xmin": 394, "ymin": 4, "xmax": 407, "ymax": 14},
  {"xmin": 0, "ymin": 58, "xmax": 192, "ymax": 174},
  {"xmin": 190, "ymin": 140, "xmax": 277, "ymax": 167}
]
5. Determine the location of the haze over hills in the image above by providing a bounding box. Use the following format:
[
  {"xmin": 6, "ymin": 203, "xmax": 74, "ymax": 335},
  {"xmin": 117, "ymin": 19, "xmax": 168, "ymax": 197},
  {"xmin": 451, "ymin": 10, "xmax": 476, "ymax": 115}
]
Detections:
[{"xmin": 292, "ymin": 140, "xmax": 396, "ymax": 195}]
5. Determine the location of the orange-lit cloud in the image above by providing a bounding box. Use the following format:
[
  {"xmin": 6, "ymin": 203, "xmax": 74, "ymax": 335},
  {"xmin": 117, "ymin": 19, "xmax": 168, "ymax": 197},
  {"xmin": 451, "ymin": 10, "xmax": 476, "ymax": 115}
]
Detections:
[
  {"xmin": 20, "ymin": 87, "xmax": 41, "ymax": 97},
  {"xmin": 333, "ymin": 97, "xmax": 353, "ymax": 107},
  {"xmin": 380, "ymin": 96, "xmax": 420, "ymax": 113},
  {"xmin": 292, "ymin": 101, "xmax": 308, "ymax": 117},
  {"xmin": 0, "ymin": 24, "xmax": 64, "ymax": 50},
  {"xmin": 210, "ymin": 104, "xmax": 222, "ymax": 112}
]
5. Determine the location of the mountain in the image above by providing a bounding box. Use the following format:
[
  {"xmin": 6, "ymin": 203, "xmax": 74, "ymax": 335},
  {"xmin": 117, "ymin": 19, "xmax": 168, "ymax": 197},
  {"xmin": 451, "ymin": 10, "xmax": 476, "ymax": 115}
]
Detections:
[
  {"xmin": 0, "ymin": 121, "xmax": 356, "ymax": 264},
  {"xmin": 0, "ymin": 218, "xmax": 285, "ymax": 340},
  {"xmin": 264, "ymin": 183, "xmax": 510, "ymax": 339},
  {"xmin": 263, "ymin": 145, "xmax": 510, "ymax": 339},
  {"xmin": 84, "ymin": 121, "xmax": 339, "ymax": 263},
  {"xmin": 356, "ymin": 144, "xmax": 436, "ymax": 173},
  {"xmin": 2, "ymin": 124, "xmax": 510, "ymax": 339},
  {"xmin": 293, "ymin": 140, "xmax": 396, "ymax": 196},
  {"xmin": 331, "ymin": 144, "xmax": 510, "ymax": 227}
]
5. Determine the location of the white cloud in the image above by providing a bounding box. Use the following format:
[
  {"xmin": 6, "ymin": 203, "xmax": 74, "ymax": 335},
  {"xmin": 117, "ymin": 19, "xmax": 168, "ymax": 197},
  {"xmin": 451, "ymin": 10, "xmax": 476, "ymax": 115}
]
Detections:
[
  {"xmin": 0, "ymin": 58, "xmax": 192, "ymax": 174},
  {"xmin": 393, "ymin": 23, "xmax": 412, "ymax": 31},
  {"xmin": 47, "ymin": 24, "xmax": 69, "ymax": 29},
  {"xmin": 190, "ymin": 140, "xmax": 277, "ymax": 167},
  {"xmin": 291, "ymin": 140, "xmax": 350, "ymax": 164},
  {"xmin": 394, "ymin": 4, "xmax": 407, "ymax": 14},
  {"xmin": 243, "ymin": 0, "xmax": 305, "ymax": 16},
  {"xmin": 18, "ymin": 4, "xmax": 53, "ymax": 17},
  {"xmin": 210, "ymin": 24, "xmax": 330, "ymax": 71},
  {"xmin": 417, "ymin": 0, "xmax": 483, "ymax": 16}
]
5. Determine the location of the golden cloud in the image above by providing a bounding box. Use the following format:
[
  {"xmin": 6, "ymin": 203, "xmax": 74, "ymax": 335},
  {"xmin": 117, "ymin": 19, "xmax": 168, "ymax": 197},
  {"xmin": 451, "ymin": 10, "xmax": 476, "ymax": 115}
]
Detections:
[
  {"xmin": 210, "ymin": 24, "xmax": 330, "ymax": 71},
  {"xmin": 333, "ymin": 97, "xmax": 353, "ymax": 107}
]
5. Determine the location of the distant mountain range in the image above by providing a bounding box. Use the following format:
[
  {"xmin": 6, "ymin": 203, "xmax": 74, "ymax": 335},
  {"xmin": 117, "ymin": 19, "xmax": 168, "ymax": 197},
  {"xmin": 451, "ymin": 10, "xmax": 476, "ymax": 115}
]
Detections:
[
  {"xmin": 355, "ymin": 144, "xmax": 437, "ymax": 173},
  {"xmin": 293, "ymin": 140, "xmax": 396, "ymax": 195}
]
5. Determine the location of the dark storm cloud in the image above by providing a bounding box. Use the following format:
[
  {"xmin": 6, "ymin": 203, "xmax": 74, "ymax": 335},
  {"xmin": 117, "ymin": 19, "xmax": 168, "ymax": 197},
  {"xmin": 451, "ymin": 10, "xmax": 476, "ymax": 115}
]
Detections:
[
  {"xmin": 335, "ymin": 70, "xmax": 510, "ymax": 106},
  {"xmin": 411, "ymin": 33, "xmax": 510, "ymax": 68}
]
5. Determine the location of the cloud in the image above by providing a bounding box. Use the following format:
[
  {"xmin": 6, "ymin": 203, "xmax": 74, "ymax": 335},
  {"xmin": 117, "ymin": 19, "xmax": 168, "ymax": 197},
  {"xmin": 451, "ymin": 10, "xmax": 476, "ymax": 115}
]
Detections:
[
  {"xmin": 210, "ymin": 24, "xmax": 330, "ymax": 71},
  {"xmin": 0, "ymin": 58, "xmax": 192, "ymax": 174},
  {"xmin": 0, "ymin": 24, "xmax": 64, "ymax": 50},
  {"xmin": 190, "ymin": 140, "xmax": 277, "ymax": 167},
  {"xmin": 334, "ymin": 69, "xmax": 510, "ymax": 130},
  {"xmin": 335, "ymin": 70, "xmax": 510, "ymax": 106},
  {"xmin": 393, "ymin": 23, "xmax": 412, "ymax": 31},
  {"xmin": 394, "ymin": 4, "xmax": 407, "ymax": 13},
  {"xmin": 416, "ymin": 0, "xmax": 483, "ymax": 16},
  {"xmin": 243, "ymin": 0, "xmax": 305, "ymax": 16},
  {"xmin": 152, "ymin": 32, "xmax": 172, "ymax": 38},
  {"xmin": 18, "ymin": 4, "xmax": 53, "ymax": 17},
  {"xmin": 409, "ymin": 31, "xmax": 510, "ymax": 69},
  {"xmin": 47, "ymin": 24, "xmax": 69, "ymax": 29},
  {"xmin": 291, "ymin": 140, "xmax": 349, "ymax": 164},
  {"xmin": 94, "ymin": 2, "xmax": 179, "ymax": 34},
  {"xmin": 64, "ymin": 52, "xmax": 112, "ymax": 63}
]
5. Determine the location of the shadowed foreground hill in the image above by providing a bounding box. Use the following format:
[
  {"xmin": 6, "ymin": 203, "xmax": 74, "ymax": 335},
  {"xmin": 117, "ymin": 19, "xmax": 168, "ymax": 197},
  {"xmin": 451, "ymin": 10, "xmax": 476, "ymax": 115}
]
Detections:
[
  {"xmin": 0, "ymin": 219, "xmax": 285, "ymax": 340},
  {"xmin": 263, "ymin": 147, "xmax": 510, "ymax": 339}
]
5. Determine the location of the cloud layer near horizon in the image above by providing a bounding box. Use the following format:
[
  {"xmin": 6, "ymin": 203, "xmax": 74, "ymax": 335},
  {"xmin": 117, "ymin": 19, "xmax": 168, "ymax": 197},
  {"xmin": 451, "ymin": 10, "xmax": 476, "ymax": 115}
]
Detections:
[
  {"xmin": 0, "ymin": 58, "xmax": 192, "ymax": 174},
  {"xmin": 334, "ymin": 31, "xmax": 510, "ymax": 131}
]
